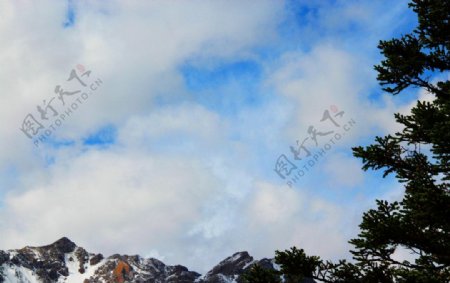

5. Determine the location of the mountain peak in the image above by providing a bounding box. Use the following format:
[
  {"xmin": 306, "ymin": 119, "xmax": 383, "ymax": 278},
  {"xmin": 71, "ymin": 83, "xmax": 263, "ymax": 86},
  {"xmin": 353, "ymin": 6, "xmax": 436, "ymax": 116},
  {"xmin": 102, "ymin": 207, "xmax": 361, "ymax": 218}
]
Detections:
[
  {"xmin": 0, "ymin": 239, "xmax": 316, "ymax": 282},
  {"xmin": 46, "ymin": 236, "xmax": 77, "ymax": 253}
]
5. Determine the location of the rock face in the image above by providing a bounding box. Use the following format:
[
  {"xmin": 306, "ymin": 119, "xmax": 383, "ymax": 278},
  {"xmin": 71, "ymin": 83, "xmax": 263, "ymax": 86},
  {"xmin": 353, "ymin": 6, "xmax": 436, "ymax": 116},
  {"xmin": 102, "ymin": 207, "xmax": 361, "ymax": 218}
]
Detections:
[
  {"xmin": 199, "ymin": 252, "xmax": 273, "ymax": 283},
  {"xmin": 0, "ymin": 238, "xmax": 316, "ymax": 283}
]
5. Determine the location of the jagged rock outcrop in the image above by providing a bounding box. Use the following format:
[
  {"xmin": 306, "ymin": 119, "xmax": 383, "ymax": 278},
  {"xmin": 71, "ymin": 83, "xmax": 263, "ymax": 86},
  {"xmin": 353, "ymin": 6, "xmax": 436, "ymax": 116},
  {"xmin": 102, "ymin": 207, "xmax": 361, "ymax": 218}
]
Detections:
[
  {"xmin": 0, "ymin": 238, "xmax": 316, "ymax": 283},
  {"xmin": 199, "ymin": 251, "xmax": 277, "ymax": 283}
]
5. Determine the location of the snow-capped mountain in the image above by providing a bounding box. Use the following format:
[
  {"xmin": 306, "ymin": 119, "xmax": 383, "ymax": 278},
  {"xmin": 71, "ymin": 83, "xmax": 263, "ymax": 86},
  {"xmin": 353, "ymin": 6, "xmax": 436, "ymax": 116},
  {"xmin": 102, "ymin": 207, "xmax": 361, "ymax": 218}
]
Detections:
[{"xmin": 0, "ymin": 237, "xmax": 286, "ymax": 283}]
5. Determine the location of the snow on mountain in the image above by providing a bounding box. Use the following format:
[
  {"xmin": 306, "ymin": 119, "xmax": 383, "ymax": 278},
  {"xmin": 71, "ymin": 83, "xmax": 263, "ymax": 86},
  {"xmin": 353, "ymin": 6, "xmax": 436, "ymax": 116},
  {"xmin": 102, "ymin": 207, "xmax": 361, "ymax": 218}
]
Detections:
[{"xmin": 0, "ymin": 237, "xmax": 296, "ymax": 283}]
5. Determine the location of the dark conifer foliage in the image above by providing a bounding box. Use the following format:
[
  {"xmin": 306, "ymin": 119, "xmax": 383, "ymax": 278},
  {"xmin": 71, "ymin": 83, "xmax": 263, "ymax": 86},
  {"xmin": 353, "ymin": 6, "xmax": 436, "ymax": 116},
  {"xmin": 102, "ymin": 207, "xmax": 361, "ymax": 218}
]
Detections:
[{"xmin": 245, "ymin": 1, "xmax": 450, "ymax": 282}]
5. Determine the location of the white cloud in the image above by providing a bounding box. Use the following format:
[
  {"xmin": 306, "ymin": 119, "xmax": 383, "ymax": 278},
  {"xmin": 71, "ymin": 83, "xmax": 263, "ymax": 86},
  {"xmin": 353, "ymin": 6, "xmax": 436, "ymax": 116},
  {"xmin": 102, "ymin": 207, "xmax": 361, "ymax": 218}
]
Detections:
[
  {"xmin": 323, "ymin": 153, "xmax": 365, "ymax": 188},
  {"xmin": 0, "ymin": 0, "xmax": 418, "ymax": 275},
  {"xmin": 1, "ymin": 147, "xmax": 224, "ymax": 266}
]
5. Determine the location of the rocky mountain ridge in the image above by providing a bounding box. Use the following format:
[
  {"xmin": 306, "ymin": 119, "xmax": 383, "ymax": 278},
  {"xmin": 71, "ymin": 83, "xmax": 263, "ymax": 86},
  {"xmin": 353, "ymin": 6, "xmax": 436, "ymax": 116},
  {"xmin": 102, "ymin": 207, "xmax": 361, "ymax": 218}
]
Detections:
[{"xmin": 0, "ymin": 237, "xmax": 288, "ymax": 283}]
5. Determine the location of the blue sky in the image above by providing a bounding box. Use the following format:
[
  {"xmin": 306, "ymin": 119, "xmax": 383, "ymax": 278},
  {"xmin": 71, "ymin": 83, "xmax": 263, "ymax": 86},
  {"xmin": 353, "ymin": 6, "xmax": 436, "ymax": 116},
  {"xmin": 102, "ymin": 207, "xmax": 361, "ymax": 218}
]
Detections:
[{"xmin": 0, "ymin": 0, "xmax": 424, "ymax": 273}]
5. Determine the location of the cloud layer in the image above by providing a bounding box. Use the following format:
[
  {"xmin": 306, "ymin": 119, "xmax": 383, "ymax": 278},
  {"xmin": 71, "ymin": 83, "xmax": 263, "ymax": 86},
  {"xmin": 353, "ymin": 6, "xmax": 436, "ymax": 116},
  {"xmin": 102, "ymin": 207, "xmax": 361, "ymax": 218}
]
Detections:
[{"xmin": 0, "ymin": 0, "xmax": 419, "ymax": 273}]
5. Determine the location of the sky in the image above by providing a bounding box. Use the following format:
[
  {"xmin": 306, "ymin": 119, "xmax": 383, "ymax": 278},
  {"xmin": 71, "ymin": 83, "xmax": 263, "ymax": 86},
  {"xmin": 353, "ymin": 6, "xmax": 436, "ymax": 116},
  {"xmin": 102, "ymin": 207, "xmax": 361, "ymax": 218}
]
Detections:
[{"xmin": 0, "ymin": 0, "xmax": 424, "ymax": 273}]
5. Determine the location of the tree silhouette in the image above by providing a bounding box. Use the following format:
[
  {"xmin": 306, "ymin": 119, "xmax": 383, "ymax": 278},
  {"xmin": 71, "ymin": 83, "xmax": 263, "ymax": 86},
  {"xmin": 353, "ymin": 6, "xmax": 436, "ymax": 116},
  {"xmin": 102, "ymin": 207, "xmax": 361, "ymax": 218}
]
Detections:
[{"xmin": 245, "ymin": 0, "xmax": 450, "ymax": 281}]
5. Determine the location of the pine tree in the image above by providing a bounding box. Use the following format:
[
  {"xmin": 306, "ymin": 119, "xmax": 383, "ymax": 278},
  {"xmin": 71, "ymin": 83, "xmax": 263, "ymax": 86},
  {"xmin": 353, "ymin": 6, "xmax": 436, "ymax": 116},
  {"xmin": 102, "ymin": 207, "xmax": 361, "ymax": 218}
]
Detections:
[
  {"xmin": 349, "ymin": 0, "xmax": 450, "ymax": 280},
  {"xmin": 242, "ymin": 264, "xmax": 281, "ymax": 283},
  {"xmin": 245, "ymin": 0, "xmax": 449, "ymax": 281}
]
